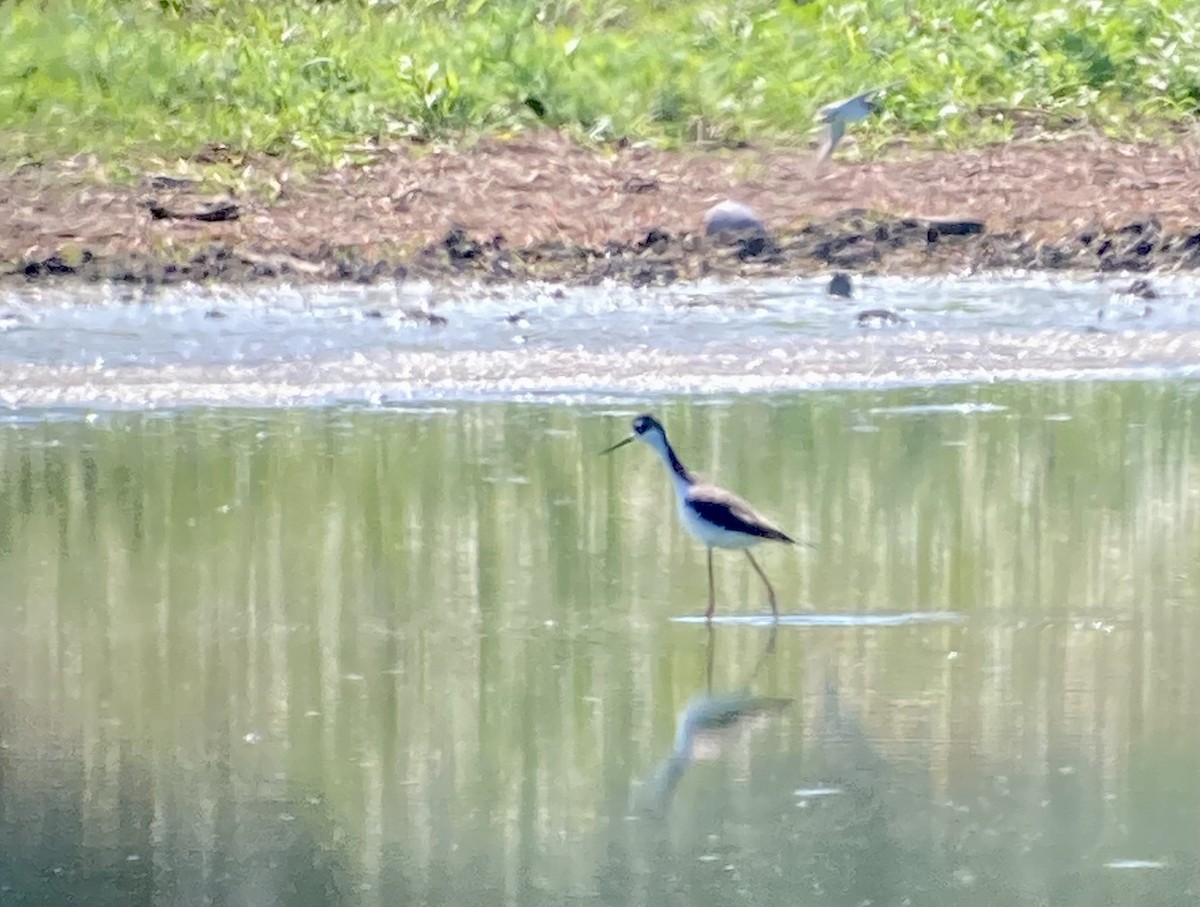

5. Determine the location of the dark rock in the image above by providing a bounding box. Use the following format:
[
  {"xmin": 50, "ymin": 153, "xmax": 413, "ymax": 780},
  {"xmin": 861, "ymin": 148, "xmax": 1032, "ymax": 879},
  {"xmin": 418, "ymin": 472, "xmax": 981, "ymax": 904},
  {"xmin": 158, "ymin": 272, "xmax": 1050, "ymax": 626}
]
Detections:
[
  {"xmin": 629, "ymin": 263, "xmax": 678, "ymax": 287},
  {"xmin": 194, "ymin": 202, "xmax": 239, "ymax": 222},
  {"xmin": 1123, "ymin": 279, "xmax": 1158, "ymax": 300},
  {"xmin": 334, "ymin": 258, "xmax": 390, "ymax": 283},
  {"xmin": 814, "ymin": 234, "xmax": 861, "ymax": 260},
  {"xmin": 1037, "ymin": 244, "xmax": 1074, "ymax": 269},
  {"xmin": 145, "ymin": 200, "xmax": 239, "ymax": 222},
  {"xmin": 443, "ymin": 228, "xmax": 482, "ymax": 262},
  {"xmin": 815, "ymin": 234, "xmax": 876, "ymax": 268},
  {"xmin": 21, "ymin": 255, "xmax": 75, "ymax": 278},
  {"xmin": 1116, "ymin": 218, "xmax": 1161, "ymax": 237},
  {"xmin": 1099, "ymin": 254, "xmax": 1151, "ymax": 273},
  {"xmin": 856, "ymin": 308, "xmax": 906, "ymax": 325},
  {"xmin": 622, "ymin": 177, "xmax": 659, "ymax": 194},
  {"xmin": 636, "ymin": 228, "xmax": 670, "ymax": 253},
  {"xmin": 827, "ymin": 272, "xmax": 853, "ymax": 298},
  {"xmin": 925, "ymin": 217, "xmax": 985, "ymax": 237},
  {"xmin": 736, "ymin": 234, "xmax": 774, "ymax": 260},
  {"xmin": 148, "ymin": 175, "xmax": 199, "ymax": 190},
  {"xmin": 402, "ymin": 308, "xmax": 447, "ymax": 326}
]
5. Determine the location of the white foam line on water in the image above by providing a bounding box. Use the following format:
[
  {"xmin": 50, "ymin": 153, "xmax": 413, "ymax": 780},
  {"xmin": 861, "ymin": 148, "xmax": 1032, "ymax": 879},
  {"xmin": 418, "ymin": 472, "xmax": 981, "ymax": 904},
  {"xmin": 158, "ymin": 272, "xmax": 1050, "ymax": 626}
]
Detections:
[
  {"xmin": 793, "ymin": 787, "xmax": 844, "ymax": 798},
  {"xmin": 3, "ymin": 334, "xmax": 1200, "ymax": 410},
  {"xmin": 868, "ymin": 402, "xmax": 1010, "ymax": 415},
  {"xmin": 671, "ymin": 611, "xmax": 967, "ymax": 627},
  {"xmin": 1104, "ymin": 860, "xmax": 1167, "ymax": 870}
]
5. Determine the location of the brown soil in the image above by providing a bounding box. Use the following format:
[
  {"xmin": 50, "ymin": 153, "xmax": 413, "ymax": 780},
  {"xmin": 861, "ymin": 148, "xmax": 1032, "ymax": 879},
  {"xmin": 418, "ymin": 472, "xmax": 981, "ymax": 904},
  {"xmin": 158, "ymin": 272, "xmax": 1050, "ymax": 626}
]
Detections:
[{"xmin": 4, "ymin": 131, "xmax": 1200, "ymax": 286}]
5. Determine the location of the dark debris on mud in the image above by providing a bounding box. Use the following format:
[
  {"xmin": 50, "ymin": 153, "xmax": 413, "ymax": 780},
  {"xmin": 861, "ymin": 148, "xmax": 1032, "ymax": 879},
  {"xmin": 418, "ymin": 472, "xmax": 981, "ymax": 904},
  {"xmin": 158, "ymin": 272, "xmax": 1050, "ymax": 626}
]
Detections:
[{"xmin": 7, "ymin": 212, "xmax": 1200, "ymax": 289}]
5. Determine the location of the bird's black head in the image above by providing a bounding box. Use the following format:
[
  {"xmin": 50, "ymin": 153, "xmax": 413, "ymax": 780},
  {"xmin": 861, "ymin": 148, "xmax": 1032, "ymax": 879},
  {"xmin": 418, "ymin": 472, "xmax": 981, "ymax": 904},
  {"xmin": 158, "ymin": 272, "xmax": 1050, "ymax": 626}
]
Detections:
[
  {"xmin": 599, "ymin": 413, "xmax": 666, "ymax": 456},
  {"xmin": 631, "ymin": 414, "xmax": 664, "ymax": 436}
]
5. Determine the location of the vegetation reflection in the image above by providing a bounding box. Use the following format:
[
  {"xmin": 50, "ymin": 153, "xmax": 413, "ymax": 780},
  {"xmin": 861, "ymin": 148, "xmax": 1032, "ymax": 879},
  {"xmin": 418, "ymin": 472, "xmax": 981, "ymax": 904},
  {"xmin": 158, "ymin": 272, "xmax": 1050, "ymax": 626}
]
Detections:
[{"xmin": 0, "ymin": 380, "xmax": 1196, "ymax": 906}]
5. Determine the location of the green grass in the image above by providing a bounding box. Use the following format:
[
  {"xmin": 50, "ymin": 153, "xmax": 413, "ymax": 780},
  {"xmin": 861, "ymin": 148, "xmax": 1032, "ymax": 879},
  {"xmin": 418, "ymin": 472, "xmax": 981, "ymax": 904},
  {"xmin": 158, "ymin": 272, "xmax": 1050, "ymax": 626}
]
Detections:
[{"xmin": 1, "ymin": 0, "xmax": 1198, "ymax": 170}]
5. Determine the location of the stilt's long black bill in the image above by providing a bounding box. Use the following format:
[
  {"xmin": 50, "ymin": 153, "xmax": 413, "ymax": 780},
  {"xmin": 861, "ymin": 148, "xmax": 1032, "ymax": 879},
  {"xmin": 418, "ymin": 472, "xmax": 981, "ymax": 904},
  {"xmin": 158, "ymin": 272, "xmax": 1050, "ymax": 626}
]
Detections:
[{"xmin": 599, "ymin": 435, "xmax": 635, "ymax": 455}]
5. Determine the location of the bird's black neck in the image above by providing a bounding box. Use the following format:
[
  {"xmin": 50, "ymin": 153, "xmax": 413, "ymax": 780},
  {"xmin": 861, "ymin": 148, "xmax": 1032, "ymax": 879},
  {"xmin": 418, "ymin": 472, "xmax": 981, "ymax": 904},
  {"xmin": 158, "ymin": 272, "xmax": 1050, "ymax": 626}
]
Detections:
[{"xmin": 661, "ymin": 436, "xmax": 696, "ymax": 484}]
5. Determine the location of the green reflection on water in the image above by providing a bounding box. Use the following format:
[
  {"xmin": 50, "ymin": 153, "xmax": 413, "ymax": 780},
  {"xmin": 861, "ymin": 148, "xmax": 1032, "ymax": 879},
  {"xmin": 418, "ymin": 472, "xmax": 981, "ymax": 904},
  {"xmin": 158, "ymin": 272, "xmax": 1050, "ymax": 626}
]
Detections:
[{"xmin": 0, "ymin": 381, "xmax": 1197, "ymax": 907}]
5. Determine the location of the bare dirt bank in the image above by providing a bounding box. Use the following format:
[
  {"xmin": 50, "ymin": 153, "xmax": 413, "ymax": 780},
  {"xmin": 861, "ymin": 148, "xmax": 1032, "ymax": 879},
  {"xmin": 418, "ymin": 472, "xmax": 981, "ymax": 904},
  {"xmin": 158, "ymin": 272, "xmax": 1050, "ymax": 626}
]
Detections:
[{"xmin": 4, "ymin": 131, "xmax": 1200, "ymax": 287}]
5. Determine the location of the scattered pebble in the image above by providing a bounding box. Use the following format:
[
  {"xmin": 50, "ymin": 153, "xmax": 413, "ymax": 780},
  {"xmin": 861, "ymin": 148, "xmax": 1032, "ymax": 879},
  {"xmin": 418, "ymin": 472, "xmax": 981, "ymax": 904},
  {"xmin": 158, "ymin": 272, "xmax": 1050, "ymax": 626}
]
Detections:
[
  {"xmin": 401, "ymin": 308, "xmax": 448, "ymax": 326},
  {"xmin": 856, "ymin": 308, "xmax": 906, "ymax": 325},
  {"xmin": 1123, "ymin": 278, "xmax": 1159, "ymax": 299}
]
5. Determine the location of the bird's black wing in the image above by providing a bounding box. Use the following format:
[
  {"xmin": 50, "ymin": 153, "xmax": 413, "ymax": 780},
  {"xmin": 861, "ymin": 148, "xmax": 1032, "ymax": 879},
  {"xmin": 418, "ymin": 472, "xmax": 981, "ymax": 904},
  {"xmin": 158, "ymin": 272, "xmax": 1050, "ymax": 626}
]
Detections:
[{"xmin": 686, "ymin": 483, "xmax": 796, "ymax": 543}]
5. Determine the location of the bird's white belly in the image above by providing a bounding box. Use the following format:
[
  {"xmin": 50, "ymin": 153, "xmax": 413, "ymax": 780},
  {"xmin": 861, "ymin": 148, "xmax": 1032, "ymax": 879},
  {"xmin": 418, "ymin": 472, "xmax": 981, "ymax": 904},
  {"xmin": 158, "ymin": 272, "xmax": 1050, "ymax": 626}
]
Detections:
[{"xmin": 677, "ymin": 498, "xmax": 761, "ymax": 550}]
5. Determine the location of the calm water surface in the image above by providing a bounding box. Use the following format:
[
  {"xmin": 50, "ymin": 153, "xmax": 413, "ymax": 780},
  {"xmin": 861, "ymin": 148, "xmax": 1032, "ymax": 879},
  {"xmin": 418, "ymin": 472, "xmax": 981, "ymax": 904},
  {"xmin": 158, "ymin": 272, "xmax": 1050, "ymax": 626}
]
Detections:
[{"xmin": 1, "ymin": 382, "xmax": 1197, "ymax": 906}]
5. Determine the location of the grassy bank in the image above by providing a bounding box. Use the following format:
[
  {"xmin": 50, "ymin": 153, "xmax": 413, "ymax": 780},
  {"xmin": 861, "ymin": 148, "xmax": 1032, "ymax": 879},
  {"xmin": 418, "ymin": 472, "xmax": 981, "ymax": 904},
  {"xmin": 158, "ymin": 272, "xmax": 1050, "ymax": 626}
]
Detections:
[{"xmin": 1, "ymin": 0, "xmax": 1198, "ymax": 170}]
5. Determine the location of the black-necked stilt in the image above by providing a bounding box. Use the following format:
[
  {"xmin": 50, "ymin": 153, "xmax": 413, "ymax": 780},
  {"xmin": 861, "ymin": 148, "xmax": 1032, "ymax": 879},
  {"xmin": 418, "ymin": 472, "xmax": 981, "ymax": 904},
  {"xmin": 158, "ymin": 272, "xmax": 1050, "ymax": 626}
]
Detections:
[
  {"xmin": 816, "ymin": 87, "xmax": 887, "ymax": 164},
  {"xmin": 601, "ymin": 414, "xmax": 801, "ymax": 619}
]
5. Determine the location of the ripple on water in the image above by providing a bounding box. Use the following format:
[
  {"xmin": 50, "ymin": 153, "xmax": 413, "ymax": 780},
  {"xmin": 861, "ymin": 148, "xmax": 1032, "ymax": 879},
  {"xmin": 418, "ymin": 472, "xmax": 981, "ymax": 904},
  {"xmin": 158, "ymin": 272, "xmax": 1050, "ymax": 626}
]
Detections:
[
  {"xmin": 3, "ymin": 276, "xmax": 1200, "ymax": 407},
  {"xmin": 671, "ymin": 611, "xmax": 968, "ymax": 627}
]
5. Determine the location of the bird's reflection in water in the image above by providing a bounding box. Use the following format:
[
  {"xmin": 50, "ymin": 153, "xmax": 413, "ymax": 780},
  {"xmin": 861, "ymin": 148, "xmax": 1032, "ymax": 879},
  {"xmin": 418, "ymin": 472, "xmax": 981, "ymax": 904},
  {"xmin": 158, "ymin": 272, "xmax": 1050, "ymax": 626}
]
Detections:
[{"xmin": 638, "ymin": 627, "xmax": 789, "ymax": 818}]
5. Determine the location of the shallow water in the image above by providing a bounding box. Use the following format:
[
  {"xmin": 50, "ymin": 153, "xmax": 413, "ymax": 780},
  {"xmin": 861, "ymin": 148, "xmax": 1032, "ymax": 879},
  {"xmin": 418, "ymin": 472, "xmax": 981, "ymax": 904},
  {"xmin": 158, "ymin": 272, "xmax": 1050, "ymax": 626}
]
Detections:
[
  {"xmin": 1, "ymin": 382, "xmax": 1197, "ymax": 906},
  {"xmin": 3, "ymin": 276, "xmax": 1200, "ymax": 407}
]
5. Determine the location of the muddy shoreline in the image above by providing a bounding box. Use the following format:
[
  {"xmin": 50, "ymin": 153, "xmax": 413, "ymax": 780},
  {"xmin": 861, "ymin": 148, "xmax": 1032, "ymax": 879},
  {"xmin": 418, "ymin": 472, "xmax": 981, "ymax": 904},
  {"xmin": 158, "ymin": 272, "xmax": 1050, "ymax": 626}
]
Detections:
[
  {"xmin": 9, "ymin": 214, "xmax": 1200, "ymax": 289},
  {"xmin": 5, "ymin": 132, "xmax": 1200, "ymax": 288}
]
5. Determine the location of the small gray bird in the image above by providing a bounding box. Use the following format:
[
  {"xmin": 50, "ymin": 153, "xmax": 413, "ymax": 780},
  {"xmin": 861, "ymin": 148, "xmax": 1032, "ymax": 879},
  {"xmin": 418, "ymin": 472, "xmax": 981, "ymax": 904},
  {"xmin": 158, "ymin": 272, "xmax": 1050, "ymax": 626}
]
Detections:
[{"xmin": 815, "ymin": 88, "xmax": 887, "ymax": 164}]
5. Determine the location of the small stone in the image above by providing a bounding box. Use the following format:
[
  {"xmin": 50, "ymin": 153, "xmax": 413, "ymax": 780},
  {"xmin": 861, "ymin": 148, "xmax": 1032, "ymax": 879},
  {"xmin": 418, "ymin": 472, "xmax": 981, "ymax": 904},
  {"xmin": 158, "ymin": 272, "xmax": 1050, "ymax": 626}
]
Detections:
[
  {"xmin": 703, "ymin": 199, "xmax": 764, "ymax": 236},
  {"xmin": 736, "ymin": 235, "xmax": 770, "ymax": 260},
  {"xmin": 924, "ymin": 217, "xmax": 985, "ymax": 237},
  {"xmin": 1123, "ymin": 278, "xmax": 1158, "ymax": 300},
  {"xmin": 443, "ymin": 228, "xmax": 482, "ymax": 262},
  {"xmin": 827, "ymin": 272, "xmax": 853, "ymax": 298},
  {"xmin": 636, "ymin": 228, "xmax": 670, "ymax": 253},
  {"xmin": 856, "ymin": 308, "xmax": 906, "ymax": 325}
]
